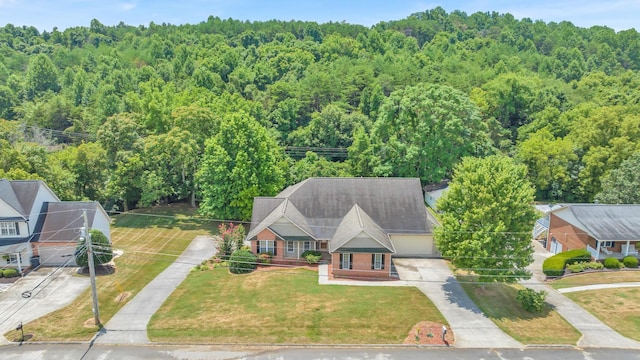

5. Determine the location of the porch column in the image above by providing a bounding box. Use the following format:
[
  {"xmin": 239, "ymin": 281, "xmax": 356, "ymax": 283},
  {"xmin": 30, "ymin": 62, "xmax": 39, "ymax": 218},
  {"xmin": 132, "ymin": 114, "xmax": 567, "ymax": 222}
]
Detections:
[
  {"xmin": 16, "ymin": 252, "xmax": 23, "ymax": 274},
  {"xmin": 595, "ymin": 241, "xmax": 601, "ymax": 261},
  {"xmin": 625, "ymin": 240, "xmax": 631, "ymax": 256}
]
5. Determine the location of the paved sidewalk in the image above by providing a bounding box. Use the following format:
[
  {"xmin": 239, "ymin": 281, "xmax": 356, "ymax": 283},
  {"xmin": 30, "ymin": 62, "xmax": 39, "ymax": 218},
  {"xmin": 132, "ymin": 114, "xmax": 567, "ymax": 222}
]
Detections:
[
  {"xmin": 523, "ymin": 242, "xmax": 640, "ymax": 349},
  {"xmin": 394, "ymin": 258, "xmax": 522, "ymax": 349},
  {"xmin": 558, "ymin": 282, "xmax": 640, "ymax": 293},
  {"xmin": 94, "ymin": 235, "xmax": 215, "ymax": 344}
]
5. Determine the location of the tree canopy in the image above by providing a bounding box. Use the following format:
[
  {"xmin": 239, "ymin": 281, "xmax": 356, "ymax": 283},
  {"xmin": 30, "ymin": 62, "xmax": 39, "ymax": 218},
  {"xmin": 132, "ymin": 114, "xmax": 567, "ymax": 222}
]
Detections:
[
  {"xmin": 1, "ymin": 7, "xmax": 640, "ymax": 219},
  {"xmin": 434, "ymin": 155, "xmax": 538, "ymax": 283}
]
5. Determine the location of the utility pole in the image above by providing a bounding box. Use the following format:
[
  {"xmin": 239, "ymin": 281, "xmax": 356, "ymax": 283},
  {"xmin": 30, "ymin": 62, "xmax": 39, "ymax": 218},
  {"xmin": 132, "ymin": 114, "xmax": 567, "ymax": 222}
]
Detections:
[{"xmin": 82, "ymin": 211, "xmax": 101, "ymax": 327}]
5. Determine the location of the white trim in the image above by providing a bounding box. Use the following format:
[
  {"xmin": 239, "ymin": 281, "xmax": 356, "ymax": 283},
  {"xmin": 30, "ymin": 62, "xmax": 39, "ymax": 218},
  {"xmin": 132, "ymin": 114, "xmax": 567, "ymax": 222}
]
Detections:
[{"xmin": 373, "ymin": 253, "xmax": 383, "ymax": 270}]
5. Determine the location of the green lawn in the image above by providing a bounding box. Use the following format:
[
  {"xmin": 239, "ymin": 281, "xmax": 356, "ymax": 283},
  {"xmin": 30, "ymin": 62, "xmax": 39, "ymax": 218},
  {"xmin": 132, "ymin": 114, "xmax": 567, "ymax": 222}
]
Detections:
[
  {"xmin": 148, "ymin": 267, "xmax": 447, "ymax": 344},
  {"xmin": 565, "ymin": 288, "xmax": 640, "ymax": 341},
  {"xmin": 8, "ymin": 204, "xmax": 217, "ymax": 341},
  {"xmin": 551, "ymin": 270, "xmax": 640, "ymax": 290},
  {"xmin": 459, "ymin": 280, "xmax": 581, "ymax": 345}
]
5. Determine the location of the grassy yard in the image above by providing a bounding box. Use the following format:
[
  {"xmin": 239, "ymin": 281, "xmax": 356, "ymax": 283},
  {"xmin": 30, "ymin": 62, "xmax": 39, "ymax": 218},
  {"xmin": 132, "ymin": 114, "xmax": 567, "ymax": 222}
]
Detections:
[
  {"xmin": 565, "ymin": 288, "xmax": 640, "ymax": 341},
  {"xmin": 459, "ymin": 280, "xmax": 581, "ymax": 345},
  {"xmin": 148, "ymin": 267, "xmax": 446, "ymax": 344},
  {"xmin": 551, "ymin": 270, "xmax": 640, "ymax": 290},
  {"xmin": 6, "ymin": 204, "xmax": 217, "ymax": 341}
]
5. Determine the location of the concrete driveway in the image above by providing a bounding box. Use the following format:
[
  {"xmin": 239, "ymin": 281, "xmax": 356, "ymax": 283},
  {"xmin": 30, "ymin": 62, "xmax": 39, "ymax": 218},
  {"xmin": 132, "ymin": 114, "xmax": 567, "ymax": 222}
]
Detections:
[
  {"xmin": 94, "ymin": 235, "xmax": 216, "ymax": 344},
  {"xmin": 393, "ymin": 258, "xmax": 522, "ymax": 348},
  {"xmin": 0, "ymin": 267, "xmax": 89, "ymax": 344}
]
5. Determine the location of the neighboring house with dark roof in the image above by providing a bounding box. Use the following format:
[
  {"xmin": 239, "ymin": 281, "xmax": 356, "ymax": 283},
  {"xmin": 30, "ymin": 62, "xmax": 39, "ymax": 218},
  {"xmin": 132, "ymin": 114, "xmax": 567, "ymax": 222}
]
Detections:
[
  {"xmin": 0, "ymin": 179, "xmax": 111, "ymax": 271},
  {"xmin": 547, "ymin": 204, "xmax": 640, "ymax": 260},
  {"xmin": 246, "ymin": 177, "xmax": 438, "ymax": 279}
]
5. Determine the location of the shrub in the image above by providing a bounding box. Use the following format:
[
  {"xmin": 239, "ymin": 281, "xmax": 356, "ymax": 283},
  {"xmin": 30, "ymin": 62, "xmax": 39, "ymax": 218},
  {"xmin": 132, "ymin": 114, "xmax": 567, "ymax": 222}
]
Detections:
[
  {"xmin": 305, "ymin": 254, "xmax": 322, "ymax": 264},
  {"xmin": 567, "ymin": 261, "xmax": 604, "ymax": 273},
  {"xmin": 516, "ymin": 288, "xmax": 548, "ymax": 313},
  {"xmin": 216, "ymin": 222, "xmax": 246, "ymax": 258},
  {"xmin": 622, "ymin": 256, "xmax": 638, "ymax": 268},
  {"xmin": 301, "ymin": 250, "xmax": 321, "ymax": 258},
  {"xmin": 566, "ymin": 262, "xmax": 585, "ymax": 273},
  {"xmin": 229, "ymin": 249, "xmax": 257, "ymax": 274},
  {"xmin": 585, "ymin": 261, "xmax": 604, "ymax": 270},
  {"xmin": 2, "ymin": 268, "xmax": 19, "ymax": 278},
  {"xmin": 75, "ymin": 229, "xmax": 113, "ymax": 267},
  {"xmin": 0, "ymin": 270, "xmax": 3, "ymax": 278},
  {"xmin": 542, "ymin": 249, "xmax": 591, "ymax": 277},
  {"xmin": 603, "ymin": 257, "xmax": 622, "ymax": 269},
  {"xmin": 257, "ymin": 252, "xmax": 272, "ymax": 264}
]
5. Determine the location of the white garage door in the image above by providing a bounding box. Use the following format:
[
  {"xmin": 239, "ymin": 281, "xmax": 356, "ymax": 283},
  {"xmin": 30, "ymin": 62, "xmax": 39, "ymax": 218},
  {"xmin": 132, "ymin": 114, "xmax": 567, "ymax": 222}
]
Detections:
[
  {"xmin": 390, "ymin": 234, "xmax": 435, "ymax": 257},
  {"xmin": 38, "ymin": 245, "xmax": 78, "ymax": 266}
]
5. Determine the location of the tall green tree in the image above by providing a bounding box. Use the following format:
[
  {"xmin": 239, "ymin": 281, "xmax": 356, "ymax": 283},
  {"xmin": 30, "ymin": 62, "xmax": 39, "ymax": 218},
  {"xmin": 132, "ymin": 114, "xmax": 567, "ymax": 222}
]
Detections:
[
  {"xmin": 434, "ymin": 155, "xmax": 537, "ymax": 283},
  {"xmin": 369, "ymin": 83, "xmax": 491, "ymax": 183},
  {"xmin": 595, "ymin": 152, "xmax": 640, "ymax": 204},
  {"xmin": 196, "ymin": 112, "xmax": 286, "ymax": 220},
  {"xmin": 25, "ymin": 54, "xmax": 60, "ymax": 99}
]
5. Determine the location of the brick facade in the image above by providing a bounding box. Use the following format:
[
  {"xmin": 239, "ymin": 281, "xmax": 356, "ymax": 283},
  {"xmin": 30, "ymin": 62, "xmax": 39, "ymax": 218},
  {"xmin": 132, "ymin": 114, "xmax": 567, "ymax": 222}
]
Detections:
[
  {"xmin": 330, "ymin": 252, "xmax": 392, "ymax": 279},
  {"xmin": 547, "ymin": 213, "xmax": 597, "ymax": 252}
]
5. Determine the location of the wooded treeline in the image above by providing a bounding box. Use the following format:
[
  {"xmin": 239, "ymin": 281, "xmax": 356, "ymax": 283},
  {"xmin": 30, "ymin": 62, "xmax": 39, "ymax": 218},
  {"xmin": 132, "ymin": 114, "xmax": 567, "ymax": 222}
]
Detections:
[{"xmin": 1, "ymin": 7, "xmax": 639, "ymax": 220}]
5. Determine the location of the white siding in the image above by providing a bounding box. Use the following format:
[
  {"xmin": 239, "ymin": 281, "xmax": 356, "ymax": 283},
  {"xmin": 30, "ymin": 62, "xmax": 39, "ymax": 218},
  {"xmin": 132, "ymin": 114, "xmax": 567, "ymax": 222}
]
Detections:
[
  {"xmin": 270, "ymin": 217, "xmax": 309, "ymax": 237},
  {"xmin": 91, "ymin": 208, "xmax": 112, "ymax": 241},
  {"xmin": 390, "ymin": 234, "xmax": 436, "ymax": 257},
  {"xmin": 341, "ymin": 232, "xmax": 382, "ymax": 249},
  {"xmin": 0, "ymin": 199, "xmax": 22, "ymax": 218}
]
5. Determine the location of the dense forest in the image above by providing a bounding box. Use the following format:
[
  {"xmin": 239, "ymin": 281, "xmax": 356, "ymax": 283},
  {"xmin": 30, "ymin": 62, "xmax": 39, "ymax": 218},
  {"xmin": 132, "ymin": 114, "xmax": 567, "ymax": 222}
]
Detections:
[{"xmin": 1, "ymin": 7, "xmax": 639, "ymax": 220}]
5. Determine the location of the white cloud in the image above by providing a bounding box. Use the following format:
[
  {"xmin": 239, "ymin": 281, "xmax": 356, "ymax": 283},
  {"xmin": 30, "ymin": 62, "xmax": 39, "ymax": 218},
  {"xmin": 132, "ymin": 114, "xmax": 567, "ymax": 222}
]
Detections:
[
  {"xmin": 0, "ymin": 0, "xmax": 19, "ymax": 8},
  {"xmin": 120, "ymin": 2, "xmax": 136, "ymax": 11}
]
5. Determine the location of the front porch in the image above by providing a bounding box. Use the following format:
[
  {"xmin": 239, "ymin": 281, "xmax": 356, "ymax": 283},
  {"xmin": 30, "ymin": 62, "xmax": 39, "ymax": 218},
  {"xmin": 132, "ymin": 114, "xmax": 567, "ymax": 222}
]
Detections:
[{"xmin": 587, "ymin": 241, "xmax": 639, "ymax": 261}]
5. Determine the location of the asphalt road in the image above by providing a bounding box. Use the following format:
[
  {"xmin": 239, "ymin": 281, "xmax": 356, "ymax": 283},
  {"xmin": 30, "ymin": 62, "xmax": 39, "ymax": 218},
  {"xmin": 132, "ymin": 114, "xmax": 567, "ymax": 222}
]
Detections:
[{"xmin": 1, "ymin": 344, "xmax": 640, "ymax": 360}]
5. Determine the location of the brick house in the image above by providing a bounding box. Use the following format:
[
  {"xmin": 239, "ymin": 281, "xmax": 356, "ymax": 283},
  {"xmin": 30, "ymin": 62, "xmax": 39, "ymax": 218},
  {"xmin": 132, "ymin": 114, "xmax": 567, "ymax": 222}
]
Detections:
[
  {"xmin": 547, "ymin": 204, "xmax": 640, "ymax": 260},
  {"xmin": 245, "ymin": 177, "xmax": 438, "ymax": 279}
]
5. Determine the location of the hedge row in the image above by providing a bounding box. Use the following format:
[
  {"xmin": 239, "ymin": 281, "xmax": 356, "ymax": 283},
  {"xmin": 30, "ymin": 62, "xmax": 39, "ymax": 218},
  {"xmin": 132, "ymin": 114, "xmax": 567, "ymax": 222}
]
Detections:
[{"xmin": 543, "ymin": 249, "xmax": 591, "ymax": 277}]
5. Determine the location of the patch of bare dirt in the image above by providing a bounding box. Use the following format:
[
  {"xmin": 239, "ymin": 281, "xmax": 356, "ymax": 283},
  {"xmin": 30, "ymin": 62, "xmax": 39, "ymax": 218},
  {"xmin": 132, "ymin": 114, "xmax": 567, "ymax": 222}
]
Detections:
[
  {"xmin": 403, "ymin": 321, "xmax": 454, "ymax": 346},
  {"xmin": 114, "ymin": 291, "xmax": 132, "ymax": 303}
]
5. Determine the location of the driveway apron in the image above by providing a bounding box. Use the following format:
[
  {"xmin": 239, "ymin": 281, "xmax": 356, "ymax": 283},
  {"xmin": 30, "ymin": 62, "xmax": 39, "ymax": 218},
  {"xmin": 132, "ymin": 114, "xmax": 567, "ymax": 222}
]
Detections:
[
  {"xmin": 393, "ymin": 258, "xmax": 522, "ymax": 348},
  {"xmin": 523, "ymin": 242, "xmax": 640, "ymax": 349},
  {"xmin": 94, "ymin": 235, "xmax": 215, "ymax": 344}
]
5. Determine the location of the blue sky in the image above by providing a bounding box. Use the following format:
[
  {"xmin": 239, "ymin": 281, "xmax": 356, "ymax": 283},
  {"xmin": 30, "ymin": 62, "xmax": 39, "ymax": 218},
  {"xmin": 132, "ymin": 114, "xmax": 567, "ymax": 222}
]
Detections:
[{"xmin": 0, "ymin": 0, "xmax": 637, "ymax": 32}]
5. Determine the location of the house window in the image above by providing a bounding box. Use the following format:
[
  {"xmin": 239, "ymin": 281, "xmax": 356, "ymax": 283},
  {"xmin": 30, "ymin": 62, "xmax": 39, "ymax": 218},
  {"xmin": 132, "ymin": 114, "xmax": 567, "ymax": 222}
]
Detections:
[
  {"xmin": 258, "ymin": 240, "xmax": 275, "ymax": 255},
  {"xmin": 601, "ymin": 241, "xmax": 614, "ymax": 248},
  {"xmin": 0, "ymin": 222, "xmax": 18, "ymax": 236},
  {"xmin": 286, "ymin": 241, "xmax": 294, "ymax": 253},
  {"xmin": 372, "ymin": 254, "xmax": 384, "ymax": 270},
  {"xmin": 6, "ymin": 254, "xmax": 20, "ymax": 264},
  {"xmin": 303, "ymin": 241, "xmax": 313, "ymax": 251},
  {"xmin": 340, "ymin": 253, "xmax": 352, "ymax": 270}
]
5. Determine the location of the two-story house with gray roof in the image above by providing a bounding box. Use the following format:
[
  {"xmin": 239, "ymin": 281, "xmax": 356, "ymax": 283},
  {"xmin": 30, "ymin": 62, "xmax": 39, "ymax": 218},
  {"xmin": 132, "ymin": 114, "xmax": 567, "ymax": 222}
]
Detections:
[
  {"xmin": 0, "ymin": 179, "xmax": 111, "ymax": 272},
  {"xmin": 246, "ymin": 177, "xmax": 438, "ymax": 279}
]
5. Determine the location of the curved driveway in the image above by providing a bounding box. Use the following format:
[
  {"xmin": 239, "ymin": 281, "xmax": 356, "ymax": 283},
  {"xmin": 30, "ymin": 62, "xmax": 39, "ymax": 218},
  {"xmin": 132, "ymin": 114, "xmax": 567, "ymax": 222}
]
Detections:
[{"xmin": 94, "ymin": 235, "xmax": 215, "ymax": 344}]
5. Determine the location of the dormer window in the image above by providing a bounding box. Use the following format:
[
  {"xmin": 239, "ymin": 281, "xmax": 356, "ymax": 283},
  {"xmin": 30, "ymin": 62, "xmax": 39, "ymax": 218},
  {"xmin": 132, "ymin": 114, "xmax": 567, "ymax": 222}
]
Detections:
[{"xmin": 0, "ymin": 222, "xmax": 19, "ymax": 236}]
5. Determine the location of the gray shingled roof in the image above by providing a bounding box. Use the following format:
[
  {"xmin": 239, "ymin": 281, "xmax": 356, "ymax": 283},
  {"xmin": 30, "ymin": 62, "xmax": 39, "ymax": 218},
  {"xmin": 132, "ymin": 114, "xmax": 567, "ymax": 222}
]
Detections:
[
  {"xmin": 247, "ymin": 178, "xmax": 431, "ymax": 246},
  {"xmin": 330, "ymin": 205, "xmax": 394, "ymax": 253},
  {"xmin": 0, "ymin": 179, "xmax": 59, "ymax": 219},
  {"xmin": 555, "ymin": 204, "xmax": 640, "ymax": 241},
  {"xmin": 36, "ymin": 202, "xmax": 100, "ymax": 242}
]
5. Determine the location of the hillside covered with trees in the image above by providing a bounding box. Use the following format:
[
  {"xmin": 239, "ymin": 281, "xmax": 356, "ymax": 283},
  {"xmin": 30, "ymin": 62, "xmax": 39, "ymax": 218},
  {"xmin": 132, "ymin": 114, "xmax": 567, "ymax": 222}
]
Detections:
[{"xmin": 1, "ymin": 7, "xmax": 639, "ymax": 220}]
